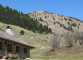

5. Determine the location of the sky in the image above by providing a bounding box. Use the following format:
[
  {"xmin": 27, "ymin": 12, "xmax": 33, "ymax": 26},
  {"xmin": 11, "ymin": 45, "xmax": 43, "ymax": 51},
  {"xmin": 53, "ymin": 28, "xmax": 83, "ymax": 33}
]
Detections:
[{"xmin": 0, "ymin": 0, "xmax": 83, "ymax": 21}]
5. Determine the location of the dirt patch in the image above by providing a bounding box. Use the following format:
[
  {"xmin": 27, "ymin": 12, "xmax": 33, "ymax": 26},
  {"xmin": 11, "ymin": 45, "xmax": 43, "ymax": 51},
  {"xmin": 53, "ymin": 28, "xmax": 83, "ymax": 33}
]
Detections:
[{"xmin": 44, "ymin": 45, "xmax": 83, "ymax": 56}]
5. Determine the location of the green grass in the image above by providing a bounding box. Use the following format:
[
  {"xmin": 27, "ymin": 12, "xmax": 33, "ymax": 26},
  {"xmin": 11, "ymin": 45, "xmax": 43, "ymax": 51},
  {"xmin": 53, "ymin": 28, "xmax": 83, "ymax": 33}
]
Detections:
[
  {"xmin": 30, "ymin": 54, "xmax": 83, "ymax": 60},
  {"xmin": 6, "ymin": 59, "xmax": 25, "ymax": 60},
  {"xmin": 1, "ymin": 22, "xmax": 83, "ymax": 60}
]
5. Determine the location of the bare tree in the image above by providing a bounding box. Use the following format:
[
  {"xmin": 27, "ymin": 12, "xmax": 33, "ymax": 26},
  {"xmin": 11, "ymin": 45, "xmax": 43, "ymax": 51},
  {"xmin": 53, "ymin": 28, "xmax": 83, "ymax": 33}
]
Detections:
[
  {"xmin": 72, "ymin": 31, "xmax": 83, "ymax": 45},
  {"xmin": 50, "ymin": 34, "xmax": 61, "ymax": 52},
  {"xmin": 72, "ymin": 31, "xmax": 80, "ymax": 45},
  {"xmin": 78, "ymin": 32, "xmax": 83, "ymax": 45},
  {"xmin": 63, "ymin": 31, "xmax": 74, "ymax": 47},
  {"xmin": 64, "ymin": 31, "xmax": 83, "ymax": 47}
]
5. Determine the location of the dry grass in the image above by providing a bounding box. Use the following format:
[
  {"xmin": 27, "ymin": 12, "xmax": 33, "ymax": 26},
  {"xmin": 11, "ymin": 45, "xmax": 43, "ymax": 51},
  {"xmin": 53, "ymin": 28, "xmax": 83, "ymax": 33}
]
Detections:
[
  {"xmin": 45, "ymin": 45, "xmax": 83, "ymax": 56},
  {"xmin": 29, "ymin": 11, "xmax": 83, "ymax": 34}
]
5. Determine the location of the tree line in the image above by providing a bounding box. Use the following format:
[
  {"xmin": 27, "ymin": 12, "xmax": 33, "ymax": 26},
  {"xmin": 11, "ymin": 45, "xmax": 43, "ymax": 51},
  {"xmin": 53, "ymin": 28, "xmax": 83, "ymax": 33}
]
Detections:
[{"xmin": 0, "ymin": 4, "xmax": 52, "ymax": 34}]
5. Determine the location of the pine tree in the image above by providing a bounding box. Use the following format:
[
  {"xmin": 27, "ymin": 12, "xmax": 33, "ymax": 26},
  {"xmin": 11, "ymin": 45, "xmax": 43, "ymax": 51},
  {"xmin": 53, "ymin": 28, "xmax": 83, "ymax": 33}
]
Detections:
[{"xmin": 0, "ymin": 4, "xmax": 52, "ymax": 34}]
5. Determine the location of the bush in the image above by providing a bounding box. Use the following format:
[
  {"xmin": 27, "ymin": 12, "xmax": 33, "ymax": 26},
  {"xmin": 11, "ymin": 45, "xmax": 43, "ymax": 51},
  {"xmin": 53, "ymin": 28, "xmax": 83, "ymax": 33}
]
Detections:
[
  {"xmin": 68, "ymin": 19, "xmax": 72, "ymax": 22},
  {"xmin": 61, "ymin": 19, "xmax": 63, "ymax": 21},
  {"xmin": 39, "ymin": 17, "xmax": 44, "ymax": 22},
  {"xmin": 64, "ymin": 18, "xmax": 67, "ymax": 21},
  {"xmin": 68, "ymin": 25, "xmax": 73, "ymax": 31},
  {"xmin": 56, "ymin": 21, "xmax": 60, "ymax": 24},
  {"xmin": 71, "ymin": 22, "xmax": 77, "ymax": 27},
  {"xmin": 68, "ymin": 21, "xmax": 70, "ymax": 25},
  {"xmin": 53, "ymin": 17, "xmax": 55, "ymax": 20},
  {"xmin": 45, "ymin": 16, "xmax": 47, "ymax": 18},
  {"xmin": 20, "ymin": 30, "xmax": 24, "ymax": 35},
  {"xmin": 54, "ymin": 22, "xmax": 56, "ymax": 25},
  {"xmin": 60, "ymin": 24, "xmax": 63, "ymax": 27},
  {"xmin": 63, "ymin": 31, "xmax": 83, "ymax": 47},
  {"xmin": 78, "ymin": 26, "xmax": 79, "ymax": 29},
  {"xmin": 50, "ymin": 35, "xmax": 61, "ymax": 52},
  {"xmin": 63, "ymin": 31, "xmax": 74, "ymax": 47}
]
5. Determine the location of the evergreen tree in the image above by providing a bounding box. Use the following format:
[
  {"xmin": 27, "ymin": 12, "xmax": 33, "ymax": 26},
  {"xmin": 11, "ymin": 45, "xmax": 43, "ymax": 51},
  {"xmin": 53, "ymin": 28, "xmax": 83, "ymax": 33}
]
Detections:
[
  {"xmin": 0, "ymin": 4, "xmax": 52, "ymax": 34},
  {"xmin": 20, "ymin": 30, "xmax": 24, "ymax": 35}
]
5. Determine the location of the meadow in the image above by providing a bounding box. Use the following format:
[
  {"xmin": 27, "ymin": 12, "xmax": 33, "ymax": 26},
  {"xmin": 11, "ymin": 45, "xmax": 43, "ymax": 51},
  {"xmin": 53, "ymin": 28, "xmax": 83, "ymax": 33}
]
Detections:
[{"xmin": 0, "ymin": 22, "xmax": 83, "ymax": 60}]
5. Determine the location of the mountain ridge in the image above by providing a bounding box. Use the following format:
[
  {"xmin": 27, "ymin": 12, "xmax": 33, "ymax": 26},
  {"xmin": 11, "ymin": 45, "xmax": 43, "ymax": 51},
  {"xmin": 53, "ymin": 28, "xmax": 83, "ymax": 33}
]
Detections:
[
  {"xmin": 28, "ymin": 11, "xmax": 83, "ymax": 34},
  {"xmin": 29, "ymin": 11, "xmax": 83, "ymax": 22}
]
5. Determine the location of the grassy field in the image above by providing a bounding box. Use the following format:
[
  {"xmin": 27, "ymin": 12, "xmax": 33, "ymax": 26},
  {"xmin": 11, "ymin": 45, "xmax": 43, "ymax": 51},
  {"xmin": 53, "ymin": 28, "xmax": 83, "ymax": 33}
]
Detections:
[
  {"xmin": 30, "ymin": 54, "xmax": 83, "ymax": 60},
  {"xmin": 0, "ymin": 22, "xmax": 83, "ymax": 60},
  {"xmin": 5, "ymin": 54, "xmax": 83, "ymax": 60}
]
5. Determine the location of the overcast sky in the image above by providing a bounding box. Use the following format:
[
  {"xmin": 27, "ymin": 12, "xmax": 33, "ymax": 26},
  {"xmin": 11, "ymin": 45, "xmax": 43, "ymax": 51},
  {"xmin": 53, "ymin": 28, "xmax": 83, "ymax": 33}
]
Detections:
[{"xmin": 0, "ymin": 0, "xmax": 83, "ymax": 21}]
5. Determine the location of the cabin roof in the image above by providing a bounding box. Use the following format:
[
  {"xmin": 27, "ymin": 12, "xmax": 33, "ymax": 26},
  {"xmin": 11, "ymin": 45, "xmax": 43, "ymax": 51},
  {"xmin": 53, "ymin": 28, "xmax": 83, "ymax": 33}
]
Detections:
[{"xmin": 0, "ymin": 30, "xmax": 34, "ymax": 48}]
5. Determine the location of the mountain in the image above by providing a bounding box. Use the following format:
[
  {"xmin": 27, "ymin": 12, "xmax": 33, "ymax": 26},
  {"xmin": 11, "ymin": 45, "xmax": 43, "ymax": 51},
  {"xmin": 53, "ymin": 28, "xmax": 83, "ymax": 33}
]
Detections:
[
  {"xmin": 28, "ymin": 11, "xmax": 83, "ymax": 34},
  {"xmin": 0, "ymin": 4, "xmax": 52, "ymax": 34}
]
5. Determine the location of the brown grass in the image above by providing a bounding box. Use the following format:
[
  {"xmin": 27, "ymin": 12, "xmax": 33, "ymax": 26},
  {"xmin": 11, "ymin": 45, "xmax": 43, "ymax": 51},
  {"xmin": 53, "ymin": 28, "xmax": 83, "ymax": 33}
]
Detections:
[{"xmin": 44, "ymin": 45, "xmax": 83, "ymax": 56}]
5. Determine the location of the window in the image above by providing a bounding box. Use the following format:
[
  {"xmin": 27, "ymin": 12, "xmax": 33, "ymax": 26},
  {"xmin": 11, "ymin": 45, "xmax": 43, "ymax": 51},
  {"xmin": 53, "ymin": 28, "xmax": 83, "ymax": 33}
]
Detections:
[
  {"xmin": 0, "ymin": 42, "xmax": 2, "ymax": 50},
  {"xmin": 7, "ymin": 44, "xmax": 12, "ymax": 52},
  {"xmin": 16, "ymin": 46, "xmax": 19, "ymax": 52},
  {"xmin": 24, "ymin": 48, "xmax": 27, "ymax": 54}
]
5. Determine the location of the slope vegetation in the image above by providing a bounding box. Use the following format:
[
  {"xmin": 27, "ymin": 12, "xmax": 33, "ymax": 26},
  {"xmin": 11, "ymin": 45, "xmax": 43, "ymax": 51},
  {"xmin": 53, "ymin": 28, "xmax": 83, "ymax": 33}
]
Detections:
[
  {"xmin": 0, "ymin": 22, "xmax": 52, "ymax": 57},
  {"xmin": 0, "ymin": 4, "xmax": 52, "ymax": 34},
  {"xmin": 29, "ymin": 11, "xmax": 83, "ymax": 34}
]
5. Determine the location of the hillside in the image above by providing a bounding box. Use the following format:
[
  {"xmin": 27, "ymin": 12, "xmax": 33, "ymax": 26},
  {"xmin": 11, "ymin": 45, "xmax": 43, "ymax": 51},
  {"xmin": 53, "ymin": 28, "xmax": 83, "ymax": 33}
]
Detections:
[
  {"xmin": 29, "ymin": 11, "xmax": 83, "ymax": 34},
  {"xmin": 0, "ymin": 4, "xmax": 83, "ymax": 59},
  {"xmin": 0, "ymin": 4, "xmax": 52, "ymax": 34},
  {"xmin": 0, "ymin": 22, "xmax": 53, "ymax": 57},
  {"xmin": 1, "ymin": 22, "xmax": 83, "ymax": 60},
  {"xmin": 0, "ymin": 22, "xmax": 52, "ymax": 45}
]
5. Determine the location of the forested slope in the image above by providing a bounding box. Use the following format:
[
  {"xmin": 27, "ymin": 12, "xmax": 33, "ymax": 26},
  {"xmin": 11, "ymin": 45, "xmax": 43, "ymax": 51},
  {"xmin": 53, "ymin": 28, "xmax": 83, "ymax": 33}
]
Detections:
[{"xmin": 0, "ymin": 4, "xmax": 52, "ymax": 34}]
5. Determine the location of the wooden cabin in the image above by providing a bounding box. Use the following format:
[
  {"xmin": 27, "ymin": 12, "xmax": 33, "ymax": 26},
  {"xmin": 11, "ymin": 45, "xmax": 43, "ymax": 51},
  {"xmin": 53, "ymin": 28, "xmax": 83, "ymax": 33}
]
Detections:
[{"xmin": 0, "ymin": 29, "xmax": 34, "ymax": 59}]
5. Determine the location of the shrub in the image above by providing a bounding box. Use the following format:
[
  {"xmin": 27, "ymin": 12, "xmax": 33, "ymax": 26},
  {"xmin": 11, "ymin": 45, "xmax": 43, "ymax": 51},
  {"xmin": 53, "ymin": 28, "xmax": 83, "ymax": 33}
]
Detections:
[
  {"xmin": 78, "ymin": 26, "xmax": 79, "ymax": 29},
  {"xmin": 63, "ymin": 31, "xmax": 74, "ymax": 47},
  {"xmin": 60, "ymin": 24, "xmax": 63, "ymax": 27},
  {"xmin": 50, "ymin": 35, "xmax": 61, "ymax": 52},
  {"xmin": 64, "ymin": 18, "xmax": 67, "ymax": 21},
  {"xmin": 68, "ymin": 25, "xmax": 73, "ymax": 31},
  {"xmin": 20, "ymin": 30, "xmax": 24, "ymax": 35},
  {"xmin": 68, "ymin": 21, "xmax": 70, "ymax": 25},
  {"xmin": 53, "ymin": 17, "xmax": 55, "ymax": 20},
  {"xmin": 39, "ymin": 17, "xmax": 44, "ymax": 22},
  {"xmin": 61, "ymin": 19, "xmax": 63, "ymax": 21},
  {"xmin": 63, "ymin": 31, "xmax": 83, "ymax": 47},
  {"xmin": 45, "ymin": 16, "xmax": 47, "ymax": 18},
  {"xmin": 71, "ymin": 22, "xmax": 77, "ymax": 27},
  {"xmin": 54, "ymin": 22, "xmax": 56, "ymax": 25},
  {"xmin": 68, "ymin": 19, "xmax": 72, "ymax": 22},
  {"xmin": 56, "ymin": 21, "xmax": 60, "ymax": 24}
]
